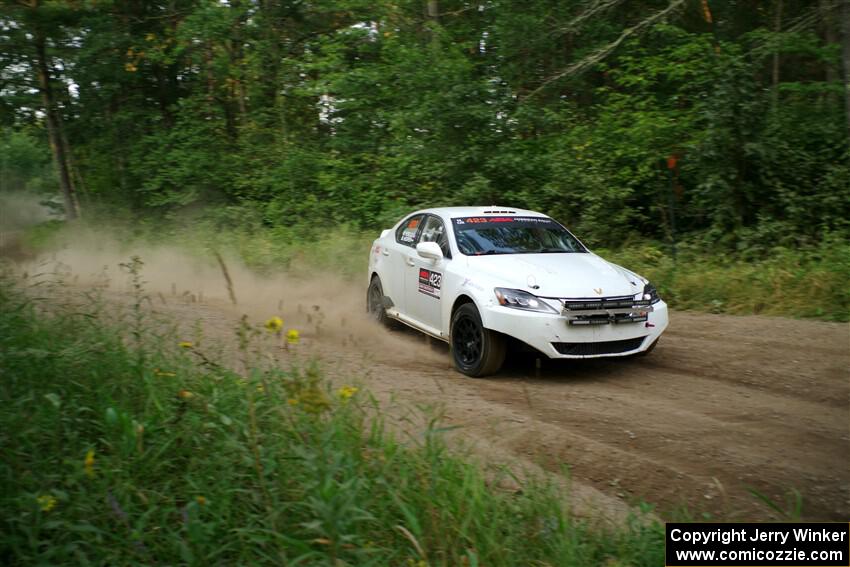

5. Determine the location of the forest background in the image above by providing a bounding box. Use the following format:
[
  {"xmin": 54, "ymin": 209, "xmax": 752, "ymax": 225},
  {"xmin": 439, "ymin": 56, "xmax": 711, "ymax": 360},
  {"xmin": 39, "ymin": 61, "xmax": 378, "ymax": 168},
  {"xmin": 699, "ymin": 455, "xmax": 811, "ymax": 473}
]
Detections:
[{"xmin": 2, "ymin": 0, "xmax": 849, "ymax": 319}]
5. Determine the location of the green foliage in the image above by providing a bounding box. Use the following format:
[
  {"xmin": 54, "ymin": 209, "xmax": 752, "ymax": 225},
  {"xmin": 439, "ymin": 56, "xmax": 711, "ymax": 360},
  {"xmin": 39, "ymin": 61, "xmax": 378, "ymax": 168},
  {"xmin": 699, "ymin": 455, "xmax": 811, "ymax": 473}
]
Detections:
[
  {"xmin": 138, "ymin": 96, "xmax": 240, "ymax": 209},
  {"xmin": 3, "ymin": 0, "xmax": 848, "ymax": 314},
  {"xmin": 0, "ymin": 267, "xmax": 664, "ymax": 565},
  {"xmin": 0, "ymin": 128, "xmax": 55, "ymax": 194},
  {"xmin": 599, "ymin": 235, "xmax": 850, "ymax": 322}
]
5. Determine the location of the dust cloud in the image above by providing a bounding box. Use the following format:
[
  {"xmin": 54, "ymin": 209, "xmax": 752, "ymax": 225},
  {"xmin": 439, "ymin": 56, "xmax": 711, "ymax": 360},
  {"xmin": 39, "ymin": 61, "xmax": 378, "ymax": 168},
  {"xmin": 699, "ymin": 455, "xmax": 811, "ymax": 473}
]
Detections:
[
  {"xmin": 0, "ymin": 192, "xmax": 55, "ymax": 232},
  {"xmin": 0, "ymin": 192, "xmax": 57, "ymax": 260},
  {"xmin": 15, "ymin": 223, "xmax": 445, "ymax": 365}
]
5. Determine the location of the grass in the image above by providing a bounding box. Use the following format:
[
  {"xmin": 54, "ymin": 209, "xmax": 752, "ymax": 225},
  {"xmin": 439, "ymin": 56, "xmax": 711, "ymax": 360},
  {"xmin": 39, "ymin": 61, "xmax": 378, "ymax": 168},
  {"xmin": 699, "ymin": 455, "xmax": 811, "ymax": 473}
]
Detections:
[
  {"xmin": 22, "ymin": 217, "xmax": 850, "ymax": 321},
  {"xmin": 0, "ymin": 260, "xmax": 664, "ymax": 565},
  {"xmin": 598, "ymin": 236, "xmax": 850, "ymax": 322}
]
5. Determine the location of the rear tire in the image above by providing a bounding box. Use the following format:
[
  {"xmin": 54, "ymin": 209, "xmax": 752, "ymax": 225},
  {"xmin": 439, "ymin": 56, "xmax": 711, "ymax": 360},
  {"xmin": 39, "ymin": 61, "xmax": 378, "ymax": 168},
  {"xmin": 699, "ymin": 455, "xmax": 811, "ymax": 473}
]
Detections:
[
  {"xmin": 367, "ymin": 276, "xmax": 391, "ymax": 326},
  {"xmin": 450, "ymin": 303, "xmax": 506, "ymax": 377}
]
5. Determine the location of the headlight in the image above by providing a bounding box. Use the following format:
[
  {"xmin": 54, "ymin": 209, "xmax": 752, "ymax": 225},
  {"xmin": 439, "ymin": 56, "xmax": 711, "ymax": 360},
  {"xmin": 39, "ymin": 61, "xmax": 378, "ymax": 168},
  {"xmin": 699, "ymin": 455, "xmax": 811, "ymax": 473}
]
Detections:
[
  {"xmin": 494, "ymin": 288, "xmax": 558, "ymax": 313},
  {"xmin": 642, "ymin": 282, "xmax": 661, "ymax": 304}
]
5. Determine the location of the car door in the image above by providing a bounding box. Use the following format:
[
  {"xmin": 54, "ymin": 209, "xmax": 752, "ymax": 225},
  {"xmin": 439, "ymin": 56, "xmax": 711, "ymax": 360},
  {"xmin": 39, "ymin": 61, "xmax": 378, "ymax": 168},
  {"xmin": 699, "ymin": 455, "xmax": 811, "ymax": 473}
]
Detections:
[
  {"xmin": 383, "ymin": 213, "xmax": 425, "ymax": 315},
  {"xmin": 404, "ymin": 214, "xmax": 450, "ymax": 334}
]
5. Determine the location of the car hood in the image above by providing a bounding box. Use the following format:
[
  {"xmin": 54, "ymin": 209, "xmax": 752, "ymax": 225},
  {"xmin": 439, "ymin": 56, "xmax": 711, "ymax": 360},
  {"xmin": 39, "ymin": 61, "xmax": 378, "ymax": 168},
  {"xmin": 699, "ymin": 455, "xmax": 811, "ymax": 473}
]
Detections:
[{"xmin": 465, "ymin": 253, "xmax": 643, "ymax": 298}]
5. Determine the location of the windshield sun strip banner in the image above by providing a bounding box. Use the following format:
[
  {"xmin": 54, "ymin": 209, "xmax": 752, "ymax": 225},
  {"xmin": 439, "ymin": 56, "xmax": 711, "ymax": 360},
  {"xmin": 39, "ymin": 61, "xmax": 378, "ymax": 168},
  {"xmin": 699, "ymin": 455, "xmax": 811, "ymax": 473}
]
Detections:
[{"xmin": 452, "ymin": 216, "xmax": 555, "ymax": 228}]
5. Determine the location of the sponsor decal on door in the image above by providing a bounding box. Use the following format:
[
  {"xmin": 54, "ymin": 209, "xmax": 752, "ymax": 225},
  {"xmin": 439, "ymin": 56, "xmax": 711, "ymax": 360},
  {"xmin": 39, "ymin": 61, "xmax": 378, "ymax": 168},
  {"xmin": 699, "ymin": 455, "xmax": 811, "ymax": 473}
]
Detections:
[{"xmin": 418, "ymin": 268, "xmax": 442, "ymax": 299}]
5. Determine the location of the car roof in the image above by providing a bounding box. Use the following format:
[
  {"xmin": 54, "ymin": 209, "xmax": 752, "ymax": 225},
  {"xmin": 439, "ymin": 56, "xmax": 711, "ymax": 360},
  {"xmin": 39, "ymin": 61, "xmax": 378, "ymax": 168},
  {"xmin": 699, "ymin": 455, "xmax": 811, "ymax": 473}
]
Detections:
[{"xmin": 411, "ymin": 206, "xmax": 549, "ymax": 219}]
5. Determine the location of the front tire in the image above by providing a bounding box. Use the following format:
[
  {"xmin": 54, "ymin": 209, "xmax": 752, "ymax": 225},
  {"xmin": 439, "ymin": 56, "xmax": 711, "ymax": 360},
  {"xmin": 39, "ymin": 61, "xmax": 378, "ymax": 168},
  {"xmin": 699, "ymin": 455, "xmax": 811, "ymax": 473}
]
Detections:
[{"xmin": 450, "ymin": 303, "xmax": 506, "ymax": 377}]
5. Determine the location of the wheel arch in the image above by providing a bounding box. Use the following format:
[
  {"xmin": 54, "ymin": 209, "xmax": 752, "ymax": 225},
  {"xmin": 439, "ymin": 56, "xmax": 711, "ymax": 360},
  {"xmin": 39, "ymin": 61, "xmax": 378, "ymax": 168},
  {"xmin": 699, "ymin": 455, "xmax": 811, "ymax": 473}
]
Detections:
[
  {"xmin": 451, "ymin": 290, "xmax": 507, "ymax": 330},
  {"xmin": 368, "ymin": 272, "xmax": 396, "ymax": 310},
  {"xmin": 449, "ymin": 294, "xmax": 479, "ymax": 336}
]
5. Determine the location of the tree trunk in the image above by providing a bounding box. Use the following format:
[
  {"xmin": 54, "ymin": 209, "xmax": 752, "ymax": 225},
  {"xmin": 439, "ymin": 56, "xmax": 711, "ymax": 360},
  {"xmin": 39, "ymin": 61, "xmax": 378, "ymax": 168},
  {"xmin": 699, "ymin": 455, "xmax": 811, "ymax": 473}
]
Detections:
[
  {"xmin": 771, "ymin": 0, "xmax": 783, "ymax": 111},
  {"xmin": 819, "ymin": 0, "xmax": 839, "ymax": 107},
  {"xmin": 821, "ymin": 0, "xmax": 838, "ymax": 83},
  {"xmin": 34, "ymin": 31, "xmax": 79, "ymax": 220},
  {"xmin": 841, "ymin": 0, "xmax": 850, "ymax": 137},
  {"xmin": 427, "ymin": 0, "xmax": 439, "ymax": 22},
  {"xmin": 426, "ymin": 0, "xmax": 439, "ymax": 47},
  {"xmin": 230, "ymin": 0, "xmax": 248, "ymax": 121}
]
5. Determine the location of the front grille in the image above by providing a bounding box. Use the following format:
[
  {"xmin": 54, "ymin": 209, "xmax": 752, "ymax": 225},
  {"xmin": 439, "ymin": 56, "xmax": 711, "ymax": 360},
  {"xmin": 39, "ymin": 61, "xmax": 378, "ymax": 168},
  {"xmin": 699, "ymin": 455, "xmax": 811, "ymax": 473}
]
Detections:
[
  {"xmin": 559, "ymin": 295, "xmax": 652, "ymax": 325},
  {"xmin": 568, "ymin": 312, "xmax": 648, "ymax": 325},
  {"xmin": 562, "ymin": 295, "xmax": 644, "ymax": 310},
  {"xmin": 552, "ymin": 336, "xmax": 646, "ymax": 356}
]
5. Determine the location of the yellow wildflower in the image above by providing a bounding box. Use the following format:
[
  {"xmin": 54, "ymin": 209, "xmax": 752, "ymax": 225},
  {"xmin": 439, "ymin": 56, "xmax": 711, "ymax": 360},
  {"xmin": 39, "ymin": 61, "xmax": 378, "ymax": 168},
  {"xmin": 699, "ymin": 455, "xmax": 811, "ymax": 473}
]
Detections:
[
  {"xmin": 124, "ymin": 62, "xmax": 137, "ymax": 73},
  {"xmin": 178, "ymin": 389, "xmax": 194, "ymax": 400},
  {"xmin": 265, "ymin": 316, "xmax": 283, "ymax": 333},
  {"xmin": 195, "ymin": 496, "xmax": 207, "ymax": 506},
  {"xmin": 37, "ymin": 494, "xmax": 57, "ymax": 512},
  {"xmin": 84, "ymin": 449, "xmax": 95, "ymax": 478},
  {"xmin": 337, "ymin": 386, "xmax": 358, "ymax": 400},
  {"xmin": 286, "ymin": 329, "xmax": 300, "ymax": 345},
  {"xmin": 178, "ymin": 341, "xmax": 193, "ymax": 349}
]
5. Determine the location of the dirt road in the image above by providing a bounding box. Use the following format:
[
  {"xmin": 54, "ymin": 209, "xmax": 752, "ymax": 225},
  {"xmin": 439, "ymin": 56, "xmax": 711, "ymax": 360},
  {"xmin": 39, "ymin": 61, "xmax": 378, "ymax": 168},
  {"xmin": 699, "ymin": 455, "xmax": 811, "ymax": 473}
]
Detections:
[
  {"xmin": 7, "ymin": 226, "xmax": 847, "ymax": 521},
  {"xmin": 154, "ymin": 293, "xmax": 849, "ymax": 523}
]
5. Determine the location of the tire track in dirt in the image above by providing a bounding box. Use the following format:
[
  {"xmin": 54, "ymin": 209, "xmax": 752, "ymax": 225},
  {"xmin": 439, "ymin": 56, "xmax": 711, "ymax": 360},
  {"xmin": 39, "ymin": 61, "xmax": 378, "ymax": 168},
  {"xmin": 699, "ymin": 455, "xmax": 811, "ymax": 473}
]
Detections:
[
  {"xmin": 472, "ymin": 367, "xmax": 847, "ymax": 521},
  {"xmin": 41, "ymin": 274, "xmax": 850, "ymax": 522},
  {"xmin": 302, "ymin": 311, "xmax": 849, "ymax": 521}
]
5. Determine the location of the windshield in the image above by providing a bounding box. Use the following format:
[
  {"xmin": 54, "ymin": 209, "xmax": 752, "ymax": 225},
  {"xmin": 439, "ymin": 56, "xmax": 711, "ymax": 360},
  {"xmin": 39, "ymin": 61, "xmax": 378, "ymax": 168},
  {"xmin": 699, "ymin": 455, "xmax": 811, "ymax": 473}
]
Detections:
[{"xmin": 452, "ymin": 216, "xmax": 587, "ymax": 255}]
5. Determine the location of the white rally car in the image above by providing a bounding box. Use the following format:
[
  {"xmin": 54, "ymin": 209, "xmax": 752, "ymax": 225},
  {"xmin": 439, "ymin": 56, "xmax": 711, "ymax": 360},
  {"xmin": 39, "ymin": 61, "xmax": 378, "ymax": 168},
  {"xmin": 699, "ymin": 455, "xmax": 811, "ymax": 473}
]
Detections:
[{"xmin": 367, "ymin": 207, "xmax": 668, "ymax": 376}]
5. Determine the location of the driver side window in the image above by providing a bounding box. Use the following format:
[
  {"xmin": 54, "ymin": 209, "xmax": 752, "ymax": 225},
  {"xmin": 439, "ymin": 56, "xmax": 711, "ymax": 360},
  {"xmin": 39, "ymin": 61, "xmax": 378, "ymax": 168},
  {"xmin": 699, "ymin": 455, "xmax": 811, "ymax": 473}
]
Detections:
[
  {"xmin": 396, "ymin": 214, "xmax": 424, "ymax": 247},
  {"xmin": 419, "ymin": 215, "xmax": 450, "ymax": 258}
]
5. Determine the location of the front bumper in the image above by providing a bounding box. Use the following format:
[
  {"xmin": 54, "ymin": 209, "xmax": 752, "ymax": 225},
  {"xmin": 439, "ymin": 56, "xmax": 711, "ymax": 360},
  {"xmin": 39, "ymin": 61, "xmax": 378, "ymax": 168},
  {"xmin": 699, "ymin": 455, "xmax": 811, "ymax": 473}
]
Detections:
[{"xmin": 480, "ymin": 299, "xmax": 669, "ymax": 359}]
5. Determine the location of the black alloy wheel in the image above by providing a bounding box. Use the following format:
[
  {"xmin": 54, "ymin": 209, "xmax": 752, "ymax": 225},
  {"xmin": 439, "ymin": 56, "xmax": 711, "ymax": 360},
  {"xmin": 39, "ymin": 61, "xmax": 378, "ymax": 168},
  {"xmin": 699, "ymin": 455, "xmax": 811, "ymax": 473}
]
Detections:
[
  {"xmin": 452, "ymin": 316, "xmax": 482, "ymax": 366},
  {"xmin": 450, "ymin": 303, "xmax": 506, "ymax": 377}
]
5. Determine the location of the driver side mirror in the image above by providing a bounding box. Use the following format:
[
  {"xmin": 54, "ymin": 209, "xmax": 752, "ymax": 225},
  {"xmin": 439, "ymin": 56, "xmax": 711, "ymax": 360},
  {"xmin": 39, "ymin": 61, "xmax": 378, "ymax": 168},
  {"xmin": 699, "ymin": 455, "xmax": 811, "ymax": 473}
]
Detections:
[{"xmin": 416, "ymin": 241, "xmax": 443, "ymax": 261}]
